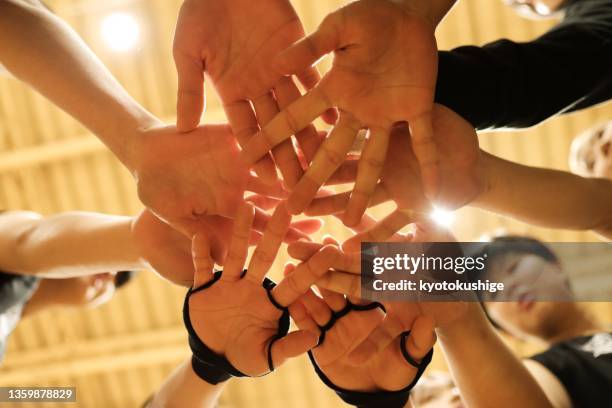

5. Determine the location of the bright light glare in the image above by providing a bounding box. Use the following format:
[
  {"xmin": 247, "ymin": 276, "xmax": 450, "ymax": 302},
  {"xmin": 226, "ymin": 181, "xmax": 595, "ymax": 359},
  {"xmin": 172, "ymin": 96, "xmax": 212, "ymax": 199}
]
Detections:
[
  {"xmin": 430, "ymin": 208, "xmax": 455, "ymax": 227},
  {"xmin": 101, "ymin": 13, "xmax": 139, "ymax": 52}
]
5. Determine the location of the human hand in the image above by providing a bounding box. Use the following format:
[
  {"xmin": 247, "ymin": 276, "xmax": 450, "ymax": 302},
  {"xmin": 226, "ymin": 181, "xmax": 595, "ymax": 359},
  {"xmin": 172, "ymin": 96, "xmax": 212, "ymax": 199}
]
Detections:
[
  {"xmin": 286, "ymin": 248, "xmax": 436, "ymax": 397},
  {"xmin": 288, "ymin": 223, "xmax": 470, "ymax": 364},
  {"xmin": 174, "ymin": 0, "xmax": 333, "ymax": 185},
  {"xmin": 132, "ymin": 207, "xmax": 322, "ymax": 287},
  {"xmin": 130, "ymin": 124, "xmax": 287, "ymax": 237},
  {"xmin": 185, "ymin": 202, "xmax": 318, "ymax": 376},
  {"xmin": 307, "ymin": 104, "xmax": 483, "ymax": 251},
  {"xmin": 242, "ymin": 0, "xmax": 439, "ymax": 225}
]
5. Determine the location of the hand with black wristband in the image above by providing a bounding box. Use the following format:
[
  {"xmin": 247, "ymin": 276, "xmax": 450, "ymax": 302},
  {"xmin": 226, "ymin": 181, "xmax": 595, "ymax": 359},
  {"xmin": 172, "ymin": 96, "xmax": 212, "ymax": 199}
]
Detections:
[
  {"xmin": 183, "ymin": 201, "xmax": 319, "ymax": 384},
  {"xmin": 285, "ymin": 238, "xmax": 436, "ymax": 408},
  {"xmin": 288, "ymin": 223, "xmax": 468, "ymax": 366}
]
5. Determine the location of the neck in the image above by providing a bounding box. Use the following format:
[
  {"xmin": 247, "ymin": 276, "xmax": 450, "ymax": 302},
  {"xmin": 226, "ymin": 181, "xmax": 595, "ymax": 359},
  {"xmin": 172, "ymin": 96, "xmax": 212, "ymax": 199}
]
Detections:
[{"xmin": 540, "ymin": 304, "xmax": 605, "ymax": 346}]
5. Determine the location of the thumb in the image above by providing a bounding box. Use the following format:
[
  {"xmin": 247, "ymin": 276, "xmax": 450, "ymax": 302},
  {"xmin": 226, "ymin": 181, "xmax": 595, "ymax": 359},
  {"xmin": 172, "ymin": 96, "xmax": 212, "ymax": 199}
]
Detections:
[
  {"xmin": 274, "ymin": 13, "xmax": 341, "ymax": 76},
  {"xmin": 403, "ymin": 316, "xmax": 436, "ymax": 361},
  {"xmin": 270, "ymin": 330, "xmax": 319, "ymax": 369},
  {"xmin": 174, "ymin": 50, "xmax": 206, "ymax": 132},
  {"xmin": 191, "ymin": 233, "xmax": 214, "ymax": 287}
]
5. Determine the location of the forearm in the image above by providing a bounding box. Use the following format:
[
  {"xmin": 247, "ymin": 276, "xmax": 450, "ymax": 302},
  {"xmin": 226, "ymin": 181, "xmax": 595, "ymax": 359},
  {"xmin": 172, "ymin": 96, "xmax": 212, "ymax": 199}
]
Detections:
[
  {"xmin": 0, "ymin": 0, "xmax": 159, "ymax": 168},
  {"xmin": 437, "ymin": 304, "xmax": 552, "ymax": 408},
  {"xmin": 146, "ymin": 358, "xmax": 225, "ymax": 408},
  {"xmin": 473, "ymin": 152, "xmax": 612, "ymax": 239},
  {"xmin": 0, "ymin": 211, "xmax": 145, "ymax": 277}
]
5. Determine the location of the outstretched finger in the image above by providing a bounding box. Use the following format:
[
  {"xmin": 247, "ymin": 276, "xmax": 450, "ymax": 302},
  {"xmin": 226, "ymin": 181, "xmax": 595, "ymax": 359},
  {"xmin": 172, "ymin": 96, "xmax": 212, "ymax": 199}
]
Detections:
[
  {"xmin": 284, "ymin": 263, "xmax": 321, "ymax": 334},
  {"xmin": 294, "ymin": 67, "xmax": 338, "ymax": 126},
  {"xmin": 288, "ymin": 241, "xmax": 359, "ymax": 274},
  {"xmin": 288, "ymin": 115, "xmax": 361, "ymax": 214},
  {"xmin": 342, "ymin": 209, "xmax": 423, "ymax": 252},
  {"xmin": 247, "ymin": 202, "xmax": 292, "ymax": 282},
  {"xmin": 253, "ymin": 89, "xmax": 303, "ymax": 188},
  {"xmin": 343, "ymin": 128, "xmax": 390, "ymax": 227},
  {"xmin": 224, "ymin": 100, "xmax": 278, "ymax": 183},
  {"xmin": 246, "ymin": 175, "xmax": 288, "ymax": 198},
  {"xmin": 223, "ymin": 202, "xmax": 255, "ymax": 281},
  {"xmin": 305, "ymin": 186, "xmax": 388, "ymax": 217},
  {"xmin": 274, "ymin": 12, "xmax": 341, "ymax": 77},
  {"xmin": 173, "ymin": 49, "xmax": 205, "ymax": 132},
  {"xmin": 241, "ymin": 87, "xmax": 331, "ymax": 166},
  {"xmin": 347, "ymin": 315, "xmax": 406, "ymax": 365},
  {"xmin": 191, "ymin": 232, "xmax": 214, "ymax": 288},
  {"xmin": 273, "ymin": 244, "xmax": 339, "ymax": 307},
  {"xmin": 273, "ymin": 76, "xmax": 322, "ymax": 183},
  {"xmin": 409, "ymin": 113, "xmax": 438, "ymax": 202},
  {"xmin": 270, "ymin": 330, "xmax": 319, "ymax": 369},
  {"xmin": 403, "ymin": 315, "xmax": 436, "ymax": 363},
  {"xmin": 317, "ymin": 270, "xmax": 361, "ymax": 298},
  {"xmin": 326, "ymin": 160, "xmax": 358, "ymax": 185}
]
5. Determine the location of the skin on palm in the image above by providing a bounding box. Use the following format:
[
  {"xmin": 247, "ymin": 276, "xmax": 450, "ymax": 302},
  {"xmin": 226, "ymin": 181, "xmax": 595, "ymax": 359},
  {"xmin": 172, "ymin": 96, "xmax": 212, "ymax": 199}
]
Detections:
[
  {"xmin": 287, "ymin": 223, "xmax": 467, "ymax": 363},
  {"xmin": 303, "ymin": 105, "xmax": 483, "ymax": 251},
  {"xmin": 186, "ymin": 202, "xmax": 318, "ymax": 376},
  {"xmin": 242, "ymin": 0, "xmax": 439, "ymax": 225},
  {"xmin": 173, "ymin": 0, "xmax": 328, "ymax": 185},
  {"xmin": 130, "ymin": 124, "xmax": 289, "ymax": 238},
  {"xmin": 287, "ymin": 259, "xmax": 436, "ymax": 394},
  {"xmin": 131, "ymin": 206, "xmax": 323, "ymax": 287}
]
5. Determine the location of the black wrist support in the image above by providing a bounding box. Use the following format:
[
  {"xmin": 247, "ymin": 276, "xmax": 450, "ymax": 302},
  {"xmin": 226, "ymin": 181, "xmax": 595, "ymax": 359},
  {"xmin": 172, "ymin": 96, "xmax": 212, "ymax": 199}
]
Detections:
[
  {"xmin": 308, "ymin": 302, "xmax": 433, "ymax": 408},
  {"xmin": 183, "ymin": 270, "xmax": 290, "ymax": 384}
]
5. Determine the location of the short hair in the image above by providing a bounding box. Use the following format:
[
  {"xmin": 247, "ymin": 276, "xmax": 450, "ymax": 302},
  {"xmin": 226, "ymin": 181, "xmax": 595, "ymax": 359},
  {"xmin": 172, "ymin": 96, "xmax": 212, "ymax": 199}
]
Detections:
[
  {"xmin": 467, "ymin": 235, "xmax": 558, "ymax": 284},
  {"xmin": 465, "ymin": 236, "xmax": 560, "ymax": 329}
]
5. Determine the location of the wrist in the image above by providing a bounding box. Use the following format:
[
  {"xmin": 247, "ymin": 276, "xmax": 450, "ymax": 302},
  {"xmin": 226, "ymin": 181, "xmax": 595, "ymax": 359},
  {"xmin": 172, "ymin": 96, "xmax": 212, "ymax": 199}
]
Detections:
[
  {"xmin": 388, "ymin": 0, "xmax": 456, "ymax": 28},
  {"xmin": 436, "ymin": 302, "xmax": 489, "ymax": 341},
  {"xmin": 107, "ymin": 108, "xmax": 161, "ymax": 173}
]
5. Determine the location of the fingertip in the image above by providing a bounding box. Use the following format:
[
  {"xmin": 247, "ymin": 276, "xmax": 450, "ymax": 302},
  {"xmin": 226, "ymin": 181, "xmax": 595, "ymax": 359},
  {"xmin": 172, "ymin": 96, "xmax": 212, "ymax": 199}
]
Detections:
[
  {"xmin": 322, "ymin": 108, "xmax": 338, "ymax": 125},
  {"xmin": 341, "ymin": 237, "xmax": 362, "ymax": 253}
]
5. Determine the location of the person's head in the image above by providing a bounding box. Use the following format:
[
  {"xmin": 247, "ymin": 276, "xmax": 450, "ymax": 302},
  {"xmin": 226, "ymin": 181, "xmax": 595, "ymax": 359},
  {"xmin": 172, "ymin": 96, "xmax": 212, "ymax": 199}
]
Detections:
[
  {"xmin": 569, "ymin": 121, "xmax": 612, "ymax": 179},
  {"xmin": 468, "ymin": 236, "xmax": 575, "ymax": 342},
  {"xmin": 504, "ymin": 0, "xmax": 571, "ymax": 19},
  {"xmin": 40, "ymin": 270, "xmax": 135, "ymax": 309}
]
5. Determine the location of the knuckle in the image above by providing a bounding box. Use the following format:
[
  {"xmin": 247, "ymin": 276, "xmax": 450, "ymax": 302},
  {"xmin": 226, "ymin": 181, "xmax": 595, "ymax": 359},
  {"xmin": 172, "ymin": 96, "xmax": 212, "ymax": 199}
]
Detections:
[
  {"xmin": 283, "ymin": 107, "xmax": 301, "ymax": 135},
  {"xmin": 321, "ymin": 145, "xmax": 345, "ymax": 167}
]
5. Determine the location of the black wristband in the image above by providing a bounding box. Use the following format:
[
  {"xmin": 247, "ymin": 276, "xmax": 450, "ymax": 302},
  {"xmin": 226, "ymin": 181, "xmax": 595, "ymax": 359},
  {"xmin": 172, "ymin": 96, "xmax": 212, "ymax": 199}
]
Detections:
[
  {"xmin": 308, "ymin": 302, "xmax": 433, "ymax": 408},
  {"xmin": 183, "ymin": 270, "xmax": 290, "ymax": 384}
]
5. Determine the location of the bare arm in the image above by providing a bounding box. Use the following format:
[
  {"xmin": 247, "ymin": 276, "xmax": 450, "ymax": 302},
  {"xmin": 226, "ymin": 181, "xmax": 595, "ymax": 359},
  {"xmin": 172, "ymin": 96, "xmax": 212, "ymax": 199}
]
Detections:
[
  {"xmin": 0, "ymin": 0, "xmax": 158, "ymax": 168},
  {"xmin": 145, "ymin": 359, "xmax": 226, "ymax": 408},
  {"xmin": 437, "ymin": 304, "xmax": 554, "ymax": 408},
  {"xmin": 0, "ymin": 211, "xmax": 145, "ymax": 277},
  {"xmin": 474, "ymin": 152, "xmax": 612, "ymax": 239}
]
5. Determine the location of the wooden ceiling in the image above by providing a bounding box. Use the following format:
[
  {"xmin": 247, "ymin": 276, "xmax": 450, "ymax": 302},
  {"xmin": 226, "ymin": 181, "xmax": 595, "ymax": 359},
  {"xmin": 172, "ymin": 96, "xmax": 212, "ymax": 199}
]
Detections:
[{"xmin": 1, "ymin": 0, "xmax": 611, "ymax": 407}]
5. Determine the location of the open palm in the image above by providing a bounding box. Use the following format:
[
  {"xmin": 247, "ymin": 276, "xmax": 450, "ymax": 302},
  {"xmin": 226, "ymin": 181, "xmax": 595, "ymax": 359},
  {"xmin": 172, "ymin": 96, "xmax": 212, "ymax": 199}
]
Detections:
[
  {"xmin": 186, "ymin": 202, "xmax": 317, "ymax": 376},
  {"xmin": 174, "ymin": 0, "xmax": 325, "ymax": 184},
  {"xmin": 243, "ymin": 0, "xmax": 438, "ymax": 225},
  {"xmin": 306, "ymin": 105, "xmax": 483, "ymax": 249},
  {"xmin": 131, "ymin": 124, "xmax": 285, "ymax": 237},
  {"xmin": 287, "ymin": 262, "xmax": 435, "ymax": 396}
]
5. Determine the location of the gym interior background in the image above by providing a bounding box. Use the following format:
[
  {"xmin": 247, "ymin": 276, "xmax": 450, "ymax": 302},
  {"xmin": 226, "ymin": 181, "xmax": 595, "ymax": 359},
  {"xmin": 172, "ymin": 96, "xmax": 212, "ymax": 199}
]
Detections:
[{"xmin": 0, "ymin": 0, "xmax": 611, "ymax": 406}]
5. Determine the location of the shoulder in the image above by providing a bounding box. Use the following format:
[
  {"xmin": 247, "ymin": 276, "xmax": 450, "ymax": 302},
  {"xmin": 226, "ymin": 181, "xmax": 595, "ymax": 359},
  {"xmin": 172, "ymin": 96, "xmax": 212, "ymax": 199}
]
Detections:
[{"xmin": 523, "ymin": 359, "xmax": 572, "ymax": 408}]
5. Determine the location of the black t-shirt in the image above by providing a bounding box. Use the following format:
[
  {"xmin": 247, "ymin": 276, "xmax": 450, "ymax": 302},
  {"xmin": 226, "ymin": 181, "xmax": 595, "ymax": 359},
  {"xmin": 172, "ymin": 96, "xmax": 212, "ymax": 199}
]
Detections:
[
  {"xmin": 436, "ymin": 0, "xmax": 612, "ymax": 130},
  {"xmin": 530, "ymin": 332, "xmax": 612, "ymax": 407},
  {"xmin": 0, "ymin": 271, "xmax": 39, "ymax": 362}
]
